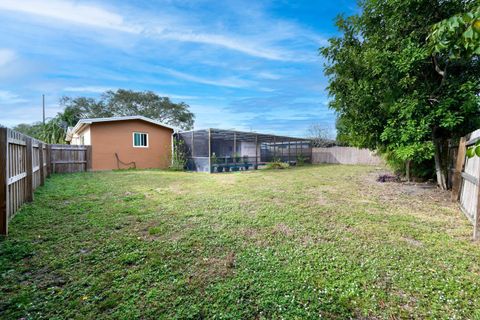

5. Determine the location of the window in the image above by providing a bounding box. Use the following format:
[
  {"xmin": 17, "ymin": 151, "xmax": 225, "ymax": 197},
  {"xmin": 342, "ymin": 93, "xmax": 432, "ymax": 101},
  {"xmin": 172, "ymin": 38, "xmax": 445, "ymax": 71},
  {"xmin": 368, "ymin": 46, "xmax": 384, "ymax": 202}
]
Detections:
[
  {"xmin": 133, "ymin": 132, "xmax": 148, "ymax": 148},
  {"xmin": 79, "ymin": 135, "xmax": 84, "ymax": 145}
]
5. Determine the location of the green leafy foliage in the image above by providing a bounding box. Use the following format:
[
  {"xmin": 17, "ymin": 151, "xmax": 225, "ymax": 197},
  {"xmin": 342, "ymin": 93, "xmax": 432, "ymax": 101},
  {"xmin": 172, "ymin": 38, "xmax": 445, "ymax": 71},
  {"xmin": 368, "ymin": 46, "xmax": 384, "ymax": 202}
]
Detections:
[
  {"xmin": 428, "ymin": 6, "xmax": 480, "ymax": 58},
  {"xmin": 169, "ymin": 139, "xmax": 188, "ymax": 171},
  {"xmin": 233, "ymin": 152, "xmax": 241, "ymax": 163},
  {"xmin": 466, "ymin": 140, "xmax": 480, "ymax": 158},
  {"xmin": 296, "ymin": 154, "xmax": 306, "ymax": 166},
  {"xmin": 321, "ymin": 0, "xmax": 480, "ymax": 181},
  {"xmin": 14, "ymin": 118, "xmax": 69, "ymax": 144},
  {"xmin": 265, "ymin": 159, "xmax": 290, "ymax": 169},
  {"xmin": 211, "ymin": 152, "xmax": 218, "ymax": 165},
  {"xmin": 59, "ymin": 89, "xmax": 195, "ymax": 130},
  {"xmin": 14, "ymin": 90, "xmax": 195, "ymax": 144}
]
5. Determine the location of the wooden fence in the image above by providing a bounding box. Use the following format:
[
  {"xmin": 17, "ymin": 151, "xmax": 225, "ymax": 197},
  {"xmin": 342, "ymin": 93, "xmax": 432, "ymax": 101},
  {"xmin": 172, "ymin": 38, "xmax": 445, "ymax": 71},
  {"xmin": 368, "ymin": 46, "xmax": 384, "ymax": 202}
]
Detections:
[
  {"xmin": 1, "ymin": 127, "xmax": 91, "ymax": 235},
  {"xmin": 451, "ymin": 129, "xmax": 480, "ymax": 240},
  {"xmin": 50, "ymin": 144, "xmax": 91, "ymax": 173},
  {"xmin": 312, "ymin": 146, "xmax": 383, "ymax": 166}
]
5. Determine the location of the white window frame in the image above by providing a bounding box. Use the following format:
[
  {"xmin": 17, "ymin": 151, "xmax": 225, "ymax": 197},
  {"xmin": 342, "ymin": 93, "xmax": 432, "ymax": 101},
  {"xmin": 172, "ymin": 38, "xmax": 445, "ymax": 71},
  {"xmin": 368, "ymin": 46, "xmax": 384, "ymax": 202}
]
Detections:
[{"xmin": 132, "ymin": 132, "xmax": 149, "ymax": 148}]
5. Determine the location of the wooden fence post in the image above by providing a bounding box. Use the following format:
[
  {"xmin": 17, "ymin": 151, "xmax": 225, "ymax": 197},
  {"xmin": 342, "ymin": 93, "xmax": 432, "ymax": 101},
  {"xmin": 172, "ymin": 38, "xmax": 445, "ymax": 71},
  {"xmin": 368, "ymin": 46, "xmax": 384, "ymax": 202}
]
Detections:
[
  {"xmin": 86, "ymin": 146, "xmax": 92, "ymax": 171},
  {"xmin": 39, "ymin": 143, "xmax": 45, "ymax": 186},
  {"xmin": 47, "ymin": 144, "xmax": 53, "ymax": 176},
  {"xmin": 25, "ymin": 137, "xmax": 33, "ymax": 202},
  {"xmin": 0, "ymin": 128, "xmax": 8, "ymax": 235},
  {"xmin": 452, "ymin": 137, "xmax": 467, "ymax": 202}
]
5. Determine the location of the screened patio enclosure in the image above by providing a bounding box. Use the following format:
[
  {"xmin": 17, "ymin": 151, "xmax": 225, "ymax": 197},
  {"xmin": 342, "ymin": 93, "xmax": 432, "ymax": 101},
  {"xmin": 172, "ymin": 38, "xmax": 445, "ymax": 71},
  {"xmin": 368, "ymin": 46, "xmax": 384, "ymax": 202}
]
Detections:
[{"xmin": 176, "ymin": 129, "xmax": 312, "ymax": 173}]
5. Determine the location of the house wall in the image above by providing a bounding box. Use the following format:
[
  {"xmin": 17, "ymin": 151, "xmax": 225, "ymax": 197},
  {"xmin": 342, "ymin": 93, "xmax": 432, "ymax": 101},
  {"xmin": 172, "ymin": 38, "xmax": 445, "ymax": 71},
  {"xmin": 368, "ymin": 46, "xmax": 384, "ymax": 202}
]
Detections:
[
  {"xmin": 70, "ymin": 126, "xmax": 91, "ymax": 145},
  {"xmin": 90, "ymin": 120, "xmax": 173, "ymax": 170}
]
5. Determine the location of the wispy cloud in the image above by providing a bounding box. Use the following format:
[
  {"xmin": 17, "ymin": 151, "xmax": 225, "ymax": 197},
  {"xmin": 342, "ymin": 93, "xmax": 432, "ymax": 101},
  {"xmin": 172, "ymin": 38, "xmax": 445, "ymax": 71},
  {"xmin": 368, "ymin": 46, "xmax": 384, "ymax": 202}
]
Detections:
[
  {"xmin": 0, "ymin": 49, "xmax": 15, "ymax": 67},
  {"xmin": 0, "ymin": 0, "xmax": 139, "ymax": 33},
  {"xmin": 63, "ymin": 86, "xmax": 113, "ymax": 93},
  {"xmin": 0, "ymin": 90, "xmax": 28, "ymax": 103},
  {"xmin": 158, "ymin": 67, "xmax": 254, "ymax": 88},
  {"xmin": 0, "ymin": 0, "xmax": 323, "ymax": 62},
  {"xmin": 257, "ymin": 72, "xmax": 282, "ymax": 80},
  {"xmin": 153, "ymin": 31, "xmax": 303, "ymax": 62},
  {"xmin": 156, "ymin": 93, "xmax": 199, "ymax": 100}
]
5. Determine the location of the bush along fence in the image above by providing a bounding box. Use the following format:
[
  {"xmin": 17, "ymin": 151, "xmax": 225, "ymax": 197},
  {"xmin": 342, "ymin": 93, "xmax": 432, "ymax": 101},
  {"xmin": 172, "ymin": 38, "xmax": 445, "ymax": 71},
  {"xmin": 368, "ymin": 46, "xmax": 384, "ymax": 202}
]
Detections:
[
  {"xmin": 451, "ymin": 129, "xmax": 480, "ymax": 240},
  {"xmin": 0, "ymin": 127, "xmax": 91, "ymax": 235}
]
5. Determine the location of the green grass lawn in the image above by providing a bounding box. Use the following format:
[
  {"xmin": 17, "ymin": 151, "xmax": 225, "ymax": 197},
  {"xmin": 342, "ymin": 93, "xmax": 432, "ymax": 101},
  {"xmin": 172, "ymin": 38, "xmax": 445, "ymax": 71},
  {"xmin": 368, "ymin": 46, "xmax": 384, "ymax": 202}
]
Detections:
[{"xmin": 1, "ymin": 165, "xmax": 480, "ymax": 319}]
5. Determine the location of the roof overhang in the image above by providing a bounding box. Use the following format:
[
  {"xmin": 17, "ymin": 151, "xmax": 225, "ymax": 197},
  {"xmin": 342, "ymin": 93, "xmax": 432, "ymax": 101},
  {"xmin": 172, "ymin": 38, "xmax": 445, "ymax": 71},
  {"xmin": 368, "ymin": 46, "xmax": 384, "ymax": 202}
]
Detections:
[
  {"xmin": 178, "ymin": 128, "xmax": 310, "ymax": 143},
  {"xmin": 66, "ymin": 116, "xmax": 177, "ymax": 142}
]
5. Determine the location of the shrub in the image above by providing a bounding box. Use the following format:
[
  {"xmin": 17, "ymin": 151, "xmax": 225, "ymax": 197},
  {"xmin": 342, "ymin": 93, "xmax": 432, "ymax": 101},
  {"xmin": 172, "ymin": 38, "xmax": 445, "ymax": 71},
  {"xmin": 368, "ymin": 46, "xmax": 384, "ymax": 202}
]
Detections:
[
  {"xmin": 234, "ymin": 152, "xmax": 241, "ymax": 163},
  {"xmin": 296, "ymin": 154, "xmax": 306, "ymax": 166},
  {"xmin": 170, "ymin": 139, "xmax": 188, "ymax": 171},
  {"xmin": 266, "ymin": 160, "xmax": 290, "ymax": 170},
  {"xmin": 211, "ymin": 152, "xmax": 218, "ymax": 164}
]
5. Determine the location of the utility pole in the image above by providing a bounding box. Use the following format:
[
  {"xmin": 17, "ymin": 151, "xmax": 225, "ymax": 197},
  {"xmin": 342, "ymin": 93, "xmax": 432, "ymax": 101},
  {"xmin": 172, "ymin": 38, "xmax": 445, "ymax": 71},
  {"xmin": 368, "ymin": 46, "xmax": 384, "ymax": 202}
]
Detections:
[{"xmin": 42, "ymin": 94, "xmax": 45, "ymax": 125}]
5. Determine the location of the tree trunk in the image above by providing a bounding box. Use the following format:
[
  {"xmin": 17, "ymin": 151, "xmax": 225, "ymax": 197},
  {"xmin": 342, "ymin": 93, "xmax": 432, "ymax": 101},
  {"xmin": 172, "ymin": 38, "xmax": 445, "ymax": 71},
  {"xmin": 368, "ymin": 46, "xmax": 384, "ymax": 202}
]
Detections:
[
  {"xmin": 434, "ymin": 138, "xmax": 448, "ymax": 190},
  {"xmin": 406, "ymin": 159, "xmax": 411, "ymax": 182}
]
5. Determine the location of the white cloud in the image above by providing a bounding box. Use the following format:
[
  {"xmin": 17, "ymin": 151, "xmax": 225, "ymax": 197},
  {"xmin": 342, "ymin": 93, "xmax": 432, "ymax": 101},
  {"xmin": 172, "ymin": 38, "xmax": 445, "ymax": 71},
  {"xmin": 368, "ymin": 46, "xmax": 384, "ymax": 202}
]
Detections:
[
  {"xmin": 0, "ymin": 0, "xmax": 140, "ymax": 33},
  {"xmin": 0, "ymin": 0, "xmax": 322, "ymax": 62},
  {"xmin": 159, "ymin": 67, "xmax": 254, "ymax": 88},
  {"xmin": 0, "ymin": 49, "xmax": 15, "ymax": 67},
  {"xmin": 0, "ymin": 90, "xmax": 28, "ymax": 104},
  {"xmin": 257, "ymin": 72, "xmax": 282, "ymax": 80},
  {"xmin": 154, "ymin": 31, "xmax": 298, "ymax": 61},
  {"xmin": 63, "ymin": 86, "xmax": 112, "ymax": 93},
  {"xmin": 155, "ymin": 93, "xmax": 199, "ymax": 100}
]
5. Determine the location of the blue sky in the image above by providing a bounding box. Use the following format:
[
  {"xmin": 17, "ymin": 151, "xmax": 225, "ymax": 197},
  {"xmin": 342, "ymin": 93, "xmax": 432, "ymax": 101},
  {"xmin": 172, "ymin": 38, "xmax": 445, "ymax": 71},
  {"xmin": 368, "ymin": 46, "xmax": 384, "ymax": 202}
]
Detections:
[{"xmin": 0, "ymin": 0, "xmax": 357, "ymax": 137}]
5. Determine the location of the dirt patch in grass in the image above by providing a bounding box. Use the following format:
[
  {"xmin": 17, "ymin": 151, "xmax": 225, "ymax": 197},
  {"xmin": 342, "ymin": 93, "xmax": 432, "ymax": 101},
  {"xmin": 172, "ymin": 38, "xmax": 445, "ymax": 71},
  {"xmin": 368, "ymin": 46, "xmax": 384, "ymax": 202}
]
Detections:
[
  {"xmin": 272, "ymin": 223, "xmax": 294, "ymax": 237},
  {"xmin": 359, "ymin": 170, "xmax": 456, "ymax": 216},
  {"xmin": 188, "ymin": 252, "xmax": 237, "ymax": 286},
  {"xmin": 402, "ymin": 237, "xmax": 423, "ymax": 247}
]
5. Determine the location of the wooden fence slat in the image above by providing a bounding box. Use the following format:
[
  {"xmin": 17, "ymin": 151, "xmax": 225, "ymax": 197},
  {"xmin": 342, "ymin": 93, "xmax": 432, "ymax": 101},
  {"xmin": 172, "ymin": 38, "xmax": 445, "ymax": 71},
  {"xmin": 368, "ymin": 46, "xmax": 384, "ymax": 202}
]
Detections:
[
  {"xmin": 50, "ymin": 147, "xmax": 88, "ymax": 151},
  {"xmin": 7, "ymin": 138, "xmax": 27, "ymax": 146},
  {"xmin": 51, "ymin": 161, "xmax": 87, "ymax": 164},
  {"xmin": 7, "ymin": 172, "xmax": 27, "ymax": 185},
  {"xmin": 46, "ymin": 145, "xmax": 51, "ymax": 177},
  {"xmin": 475, "ymin": 162, "xmax": 480, "ymax": 240},
  {"xmin": 39, "ymin": 143, "xmax": 45, "ymax": 186},
  {"xmin": 25, "ymin": 137, "xmax": 33, "ymax": 203},
  {"xmin": 0, "ymin": 128, "xmax": 8, "ymax": 235},
  {"xmin": 461, "ymin": 172, "xmax": 478, "ymax": 186}
]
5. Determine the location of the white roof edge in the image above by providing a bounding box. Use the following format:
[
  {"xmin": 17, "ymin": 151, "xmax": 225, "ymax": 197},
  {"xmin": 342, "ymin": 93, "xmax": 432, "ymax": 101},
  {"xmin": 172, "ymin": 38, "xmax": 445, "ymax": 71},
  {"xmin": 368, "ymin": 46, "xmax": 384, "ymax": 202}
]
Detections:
[{"xmin": 69, "ymin": 116, "xmax": 178, "ymax": 137}]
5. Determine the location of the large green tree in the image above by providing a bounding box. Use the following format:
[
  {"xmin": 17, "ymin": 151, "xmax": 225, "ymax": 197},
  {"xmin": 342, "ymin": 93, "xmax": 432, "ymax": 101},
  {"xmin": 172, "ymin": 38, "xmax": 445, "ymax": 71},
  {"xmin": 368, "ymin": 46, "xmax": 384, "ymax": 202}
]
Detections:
[
  {"xmin": 15, "ymin": 90, "xmax": 195, "ymax": 144},
  {"xmin": 321, "ymin": 0, "xmax": 480, "ymax": 189},
  {"xmin": 60, "ymin": 89, "xmax": 195, "ymax": 130}
]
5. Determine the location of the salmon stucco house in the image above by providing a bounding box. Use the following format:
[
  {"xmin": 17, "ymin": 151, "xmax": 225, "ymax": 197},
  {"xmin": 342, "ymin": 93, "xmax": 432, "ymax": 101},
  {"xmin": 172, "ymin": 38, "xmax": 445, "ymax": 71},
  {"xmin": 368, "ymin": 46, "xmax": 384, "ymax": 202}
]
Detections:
[{"xmin": 66, "ymin": 116, "xmax": 176, "ymax": 171}]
